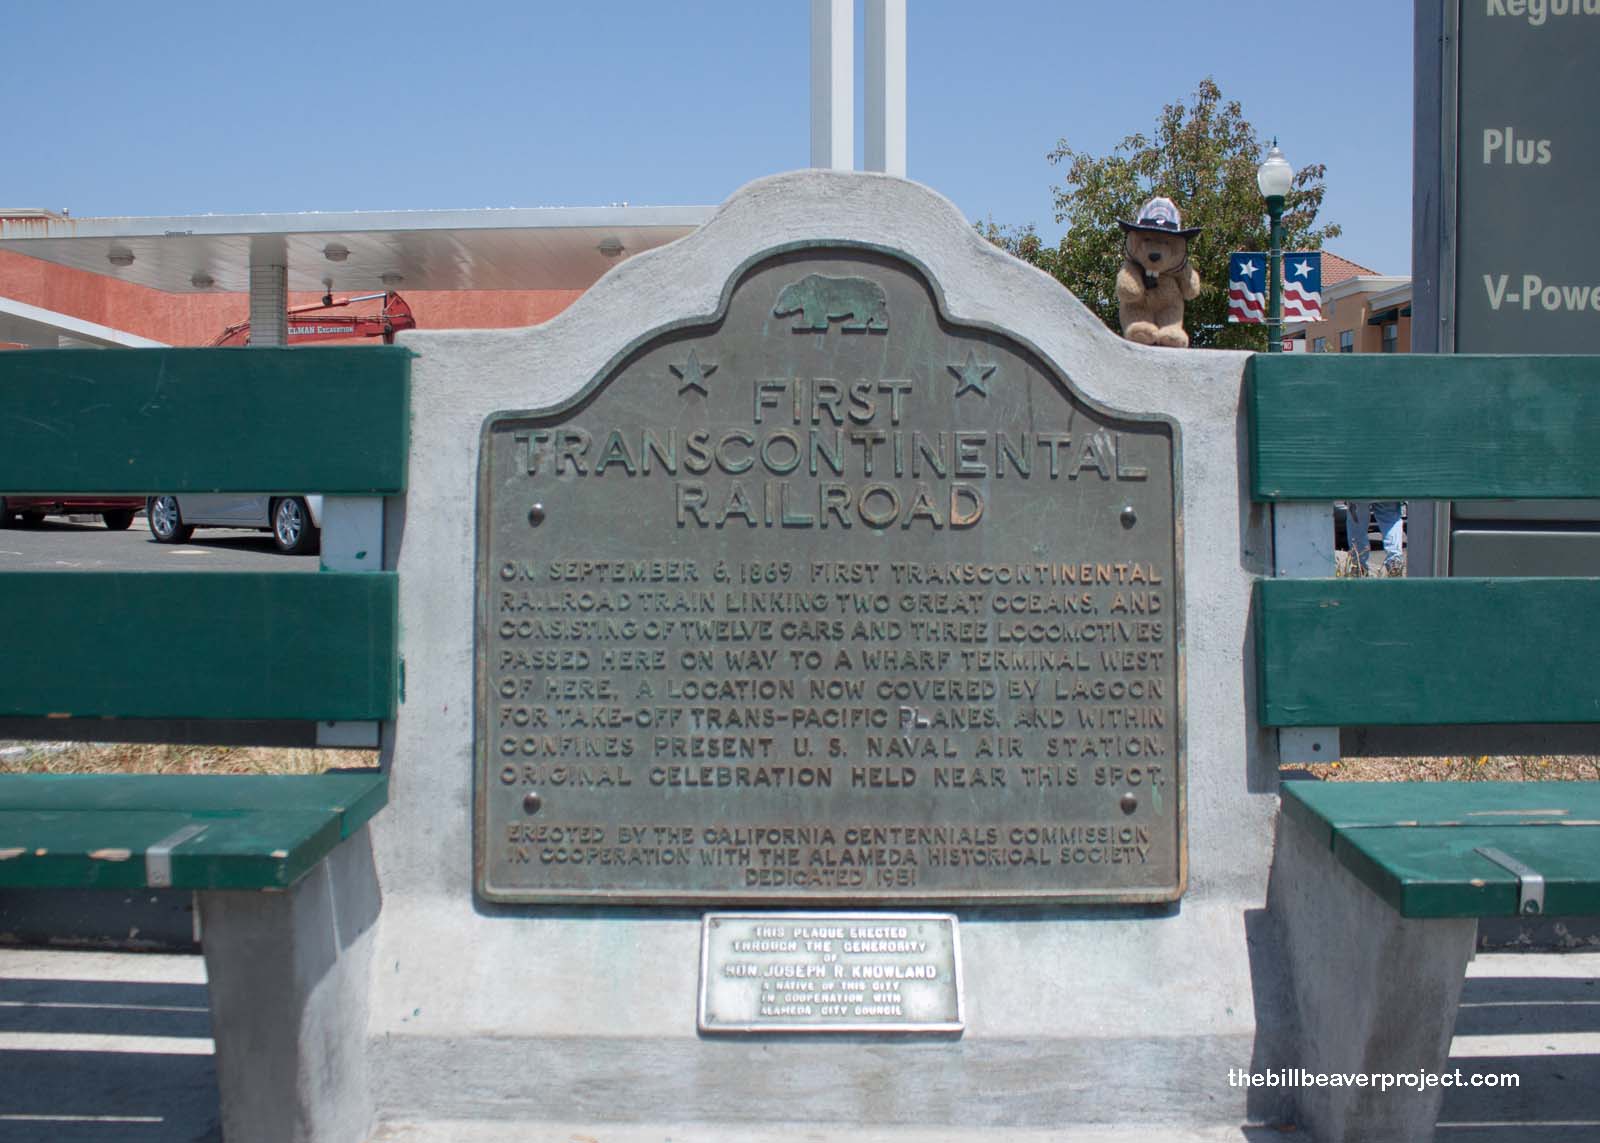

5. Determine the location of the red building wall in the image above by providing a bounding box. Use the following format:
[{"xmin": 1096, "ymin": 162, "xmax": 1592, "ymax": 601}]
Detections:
[{"xmin": 0, "ymin": 250, "xmax": 583, "ymax": 345}]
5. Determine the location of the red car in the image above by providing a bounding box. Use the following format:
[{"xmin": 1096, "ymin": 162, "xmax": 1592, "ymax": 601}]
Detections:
[{"xmin": 0, "ymin": 496, "xmax": 144, "ymax": 531}]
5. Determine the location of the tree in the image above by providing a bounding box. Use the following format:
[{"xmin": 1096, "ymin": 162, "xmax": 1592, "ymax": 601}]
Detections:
[{"xmin": 987, "ymin": 77, "xmax": 1340, "ymax": 350}]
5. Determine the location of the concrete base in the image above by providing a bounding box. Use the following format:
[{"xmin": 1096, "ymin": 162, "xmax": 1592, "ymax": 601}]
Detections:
[
  {"xmin": 1269, "ymin": 811, "xmax": 1478, "ymax": 1142},
  {"xmin": 199, "ymin": 826, "xmax": 381, "ymax": 1143},
  {"xmin": 358, "ymin": 894, "xmax": 1293, "ymax": 1136}
]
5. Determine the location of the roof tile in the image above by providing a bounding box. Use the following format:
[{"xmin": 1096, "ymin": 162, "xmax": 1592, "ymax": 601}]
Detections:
[{"xmin": 1286, "ymin": 250, "xmax": 1382, "ymax": 286}]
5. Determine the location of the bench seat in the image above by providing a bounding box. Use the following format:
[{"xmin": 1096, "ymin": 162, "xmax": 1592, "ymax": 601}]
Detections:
[
  {"xmin": 0, "ymin": 772, "xmax": 386, "ymax": 891},
  {"xmin": 1282, "ymin": 779, "xmax": 1600, "ymax": 918}
]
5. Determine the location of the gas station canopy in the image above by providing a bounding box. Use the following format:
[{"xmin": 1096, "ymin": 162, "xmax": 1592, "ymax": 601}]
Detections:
[{"xmin": 0, "ymin": 205, "xmax": 715, "ymax": 294}]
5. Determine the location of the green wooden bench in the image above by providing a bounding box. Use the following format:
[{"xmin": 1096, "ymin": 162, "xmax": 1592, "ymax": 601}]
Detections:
[
  {"xmin": 0, "ymin": 345, "xmax": 408, "ymax": 900},
  {"xmin": 1249, "ymin": 353, "xmax": 1600, "ymax": 1143},
  {"xmin": 0, "ymin": 343, "xmax": 408, "ymax": 1143}
]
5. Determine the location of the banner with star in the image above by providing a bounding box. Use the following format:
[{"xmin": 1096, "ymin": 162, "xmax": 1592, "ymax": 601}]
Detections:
[
  {"xmin": 1227, "ymin": 253, "xmax": 1266, "ymax": 323},
  {"xmin": 1281, "ymin": 252, "xmax": 1324, "ymax": 322}
]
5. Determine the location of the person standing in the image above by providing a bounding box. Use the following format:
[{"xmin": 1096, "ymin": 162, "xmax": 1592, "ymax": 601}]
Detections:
[{"xmin": 1344, "ymin": 501, "xmax": 1405, "ymax": 575}]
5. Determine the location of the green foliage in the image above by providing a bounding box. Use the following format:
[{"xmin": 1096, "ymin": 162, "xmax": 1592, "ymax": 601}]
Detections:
[{"xmin": 986, "ymin": 77, "xmax": 1341, "ymax": 350}]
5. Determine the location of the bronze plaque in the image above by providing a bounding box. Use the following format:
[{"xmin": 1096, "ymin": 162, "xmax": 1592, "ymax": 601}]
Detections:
[
  {"xmin": 476, "ymin": 249, "xmax": 1183, "ymax": 904},
  {"xmin": 698, "ymin": 912, "xmax": 963, "ymax": 1034}
]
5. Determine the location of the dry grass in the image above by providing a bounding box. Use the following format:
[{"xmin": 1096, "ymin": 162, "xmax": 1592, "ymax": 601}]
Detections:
[
  {"xmin": 0, "ymin": 743, "xmax": 378, "ymax": 776},
  {"xmin": 1291, "ymin": 754, "xmax": 1600, "ymax": 783}
]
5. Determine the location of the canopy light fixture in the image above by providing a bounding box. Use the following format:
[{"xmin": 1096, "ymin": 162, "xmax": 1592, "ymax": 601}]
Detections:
[
  {"xmin": 107, "ymin": 248, "xmax": 135, "ymax": 267},
  {"xmin": 323, "ymin": 243, "xmax": 350, "ymax": 262}
]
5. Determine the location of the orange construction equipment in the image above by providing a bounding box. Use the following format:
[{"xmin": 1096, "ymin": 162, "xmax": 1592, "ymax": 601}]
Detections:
[{"xmin": 211, "ymin": 290, "xmax": 416, "ymax": 346}]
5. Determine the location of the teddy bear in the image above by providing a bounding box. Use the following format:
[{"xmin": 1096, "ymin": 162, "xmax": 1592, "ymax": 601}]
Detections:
[{"xmin": 1115, "ymin": 196, "xmax": 1202, "ymax": 348}]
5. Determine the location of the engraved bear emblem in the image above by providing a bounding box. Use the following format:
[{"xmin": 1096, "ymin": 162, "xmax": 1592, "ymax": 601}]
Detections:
[{"xmin": 772, "ymin": 274, "xmax": 889, "ymax": 332}]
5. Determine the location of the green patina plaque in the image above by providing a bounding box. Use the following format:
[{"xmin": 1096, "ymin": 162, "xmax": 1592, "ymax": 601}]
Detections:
[{"xmin": 475, "ymin": 249, "xmax": 1184, "ymax": 904}]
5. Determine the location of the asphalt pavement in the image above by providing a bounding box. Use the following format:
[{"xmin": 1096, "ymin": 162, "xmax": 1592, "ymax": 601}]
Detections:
[{"xmin": 0, "ymin": 515, "xmax": 317, "ymax": 572}]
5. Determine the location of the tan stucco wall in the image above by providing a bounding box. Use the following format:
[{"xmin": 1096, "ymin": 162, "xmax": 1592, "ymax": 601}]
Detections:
[{"xmin": 1298, "ymin": 287, "xmax": 1410, "ymax": 354}]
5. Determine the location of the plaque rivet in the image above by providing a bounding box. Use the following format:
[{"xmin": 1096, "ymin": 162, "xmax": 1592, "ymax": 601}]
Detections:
[
  {"xmin": 528, "ymin": 504, "xmax": 546, "ymax": 526},
  {"xmin": 1120, "ymin": 505, "xmax": 1137, "ymax": 528},
  {"xmin": 522, "ymin": 792, "xmax": 543, "ymax": 814},
  {"xmin": 1120, "ymin": 792, "xmax": 1138, "ymax": 814}
]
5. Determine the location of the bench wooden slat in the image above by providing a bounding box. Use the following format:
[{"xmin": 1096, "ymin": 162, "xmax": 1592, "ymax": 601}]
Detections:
[
  {"xmin": 1280, "ymin": 779, "xmax": 1600, "ymax": 848},
  {"xmin": 0, "ymin": 773, "xmax": 388, "ymax": 838},
  {"xmin": 1282, "ymin": 782, "xmax": 1600, "ymax": 918},
  {"xmin": 1256, "ymin": 578, "xmax": 1600, "ymax": 726},
  {"xmin": 0, "ymin": 346, "xmax": 410, "ymax": 494},
  {"xmin": 0, "ymin": 572, "xmax": 397, "ymax": 721},
  {"xmin": 0, "ymin": 809, "xmax": 339, "ymax": 890},
  {"xmin": 1248, "ymin": 354, "xmax": 1600, "ymax": 501},
  {"xmin": 0, "ymin": 773, "xmax": 386, "ymax": 891},
  {"xmin": 1332, "ymin": 824, "xmax": 1600, "ymax": 919}
]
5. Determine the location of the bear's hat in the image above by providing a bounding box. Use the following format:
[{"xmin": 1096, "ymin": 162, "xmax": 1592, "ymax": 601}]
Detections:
[{"xmin": 1118, "ymin": 197, "xmax": 1202, "ymax": 238}]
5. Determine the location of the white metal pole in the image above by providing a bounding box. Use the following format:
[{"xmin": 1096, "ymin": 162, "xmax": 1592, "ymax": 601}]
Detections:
[
  {"xmin": 810, "ymin": 0, "xmax": 853, "ymax": 169},
  {"xmin": 864, "ymin": 0, "xmax": 906, "ymax": 176},
  {"xmin": 247, "ymin": 236, "xmax": 288, "ymax": 348},
  {"xmin": 1272, "ymin": 503, "xmax": 1341, "ymax": 765}
]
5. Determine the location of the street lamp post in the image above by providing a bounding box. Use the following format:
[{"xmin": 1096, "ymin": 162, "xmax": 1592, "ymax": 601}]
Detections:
[{"xmin": 1257, "ymin": 141, "xmax": 1293, "ymax": 353}]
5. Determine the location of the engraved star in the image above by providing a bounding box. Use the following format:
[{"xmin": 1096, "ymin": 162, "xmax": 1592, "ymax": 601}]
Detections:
[
  {"xmin": 948, "ymin": 348, "xmax": 997, "ymax": 399},
  {"xmin": 670, "ymin": 348, "xmax": 718, "ymax": 396}
]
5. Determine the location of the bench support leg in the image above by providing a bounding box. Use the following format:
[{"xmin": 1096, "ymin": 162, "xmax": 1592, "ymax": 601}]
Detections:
[
  {"xmin": 1270, "ymin": 809, "xmax": 1477, "ymax": 1143},
  {"xmin": 199, "ymin": 826, "xmax": 380, "ymax": 1143}
]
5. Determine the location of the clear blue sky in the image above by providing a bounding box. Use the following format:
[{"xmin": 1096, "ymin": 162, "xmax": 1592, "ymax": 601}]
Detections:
[{"xmin": 4, "ymin": 0, "xmax": 1413, "ymax": 274}]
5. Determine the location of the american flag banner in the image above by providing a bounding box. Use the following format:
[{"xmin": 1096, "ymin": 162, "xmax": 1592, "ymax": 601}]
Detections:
[
  {"xmin": 1281, "ymin": 252, "xmax": 1324, "ymax": 322},
  {"xmin": 1227, "ymin": 252, "xmax": 1266, "ymax": 323}
]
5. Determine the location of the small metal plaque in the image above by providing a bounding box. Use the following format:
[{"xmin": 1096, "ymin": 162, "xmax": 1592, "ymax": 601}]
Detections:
[
  {"xmin": 476, "ymin": 248, "xmax": 1183, "ymax": 904},
  {"xmin": 698, "ymin": 912, "xmax": 962, "ymax": 1034}
]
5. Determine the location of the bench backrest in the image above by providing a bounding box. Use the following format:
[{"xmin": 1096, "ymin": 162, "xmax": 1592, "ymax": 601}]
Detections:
[
  {"xmin": 0, "ymin": 346, "xmax": 409, "ymax": 734},
  {"xmin": 1249, "ymin": 353, "xmax": 1600, "ymax": 733},
  {"xmin": 1, "ymin": 346, "xmax": 1593, "ymax": 746}
]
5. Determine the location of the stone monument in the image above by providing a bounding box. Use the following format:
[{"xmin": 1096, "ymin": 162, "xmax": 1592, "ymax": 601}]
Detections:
[{"xmin": 205, "ymin": 170, "xmax": 1284, "ymax": 1141}]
